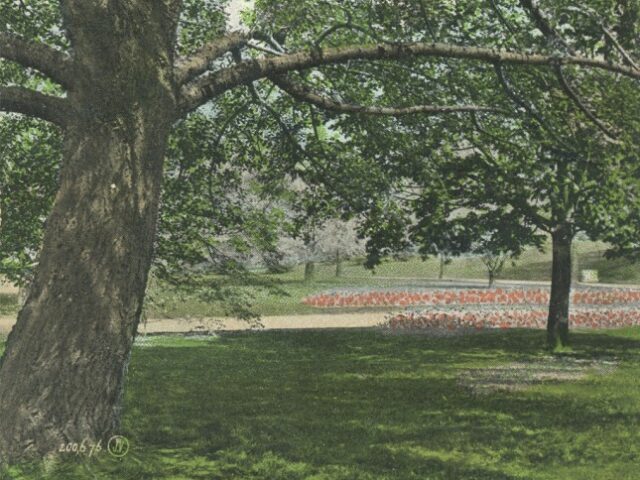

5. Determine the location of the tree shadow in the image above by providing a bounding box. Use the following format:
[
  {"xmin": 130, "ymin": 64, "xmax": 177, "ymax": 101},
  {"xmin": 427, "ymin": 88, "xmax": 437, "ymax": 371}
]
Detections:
[{"xmin": 6, "ymin": 328, "xmax": 640, "ymax": 478}]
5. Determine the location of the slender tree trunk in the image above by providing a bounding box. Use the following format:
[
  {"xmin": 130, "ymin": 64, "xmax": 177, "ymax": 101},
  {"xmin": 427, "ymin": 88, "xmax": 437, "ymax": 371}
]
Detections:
[
  {"xmin": 438, "ymin": 253, "xmax": 445, "ymax": 280},
  {"xmin": 335, "ymin": 249, "xmax": 343, "ymax": 277},
  {"xmin": 488, "ymin": 270, "xmax": 495, "ymax": 288},
  {"xmin": 547, "ymin": 226, "xmax": 573, "ymax": 348},
  {"xmin": 0, "ymin": 2, "xmax": 179, "ymax": 462},
  {"xmin": 304, "ymin": 261, "xmax": 316, "ymax": 282}
]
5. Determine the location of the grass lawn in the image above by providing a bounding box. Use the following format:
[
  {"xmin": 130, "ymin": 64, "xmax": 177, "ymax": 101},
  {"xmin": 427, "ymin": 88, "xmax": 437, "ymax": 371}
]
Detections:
[{"xmin": 3, "ymin": 327, "xmax": 640, "ymax": 479}]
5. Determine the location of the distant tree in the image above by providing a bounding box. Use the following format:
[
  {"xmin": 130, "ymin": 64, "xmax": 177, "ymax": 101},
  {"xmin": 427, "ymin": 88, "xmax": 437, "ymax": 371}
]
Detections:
[
  {"xmin": 480, "ymin": 252, "xmax": 509, "ymax": 288},
  {"xmin": 341, "ymin": 2, "xmax": 640, "ymax": 348},
  {"xmin": 437, "ymin": 251, "xmax": 453, "ymax": 280},
  {"xmin": 276, "ymin": 217, "xmax": 365, "ymax": 281}
]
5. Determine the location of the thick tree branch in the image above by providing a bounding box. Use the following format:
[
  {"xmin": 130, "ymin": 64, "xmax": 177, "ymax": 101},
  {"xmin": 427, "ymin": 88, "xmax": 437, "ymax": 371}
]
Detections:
[
  {"xmin": 0, "ymin": 86, "xmax": 72, "ymax": 127},
  {"xmin": 271, "ymin": 75, "xmax": 505, "ymax": 116},
  {"xmin": 0, "ymin": 32, "xmax": 74, "ymax": 89},
  {"xmin": 174, "ymin": 32, "xmax": 250, "ymax": 85},
  {"xmin": 178, "ymin": 42, "xmax": 640, "ymax": 114}
]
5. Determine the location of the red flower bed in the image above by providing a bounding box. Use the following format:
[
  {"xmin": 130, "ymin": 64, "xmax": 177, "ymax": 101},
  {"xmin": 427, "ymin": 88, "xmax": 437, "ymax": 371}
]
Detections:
[
  {"xmin": 382, "ymin": 307, "xmax": 640, "ymax": 332},
  {"xmin": 302, "ymin": 287, "xmax": 640, "ymax": 308}
]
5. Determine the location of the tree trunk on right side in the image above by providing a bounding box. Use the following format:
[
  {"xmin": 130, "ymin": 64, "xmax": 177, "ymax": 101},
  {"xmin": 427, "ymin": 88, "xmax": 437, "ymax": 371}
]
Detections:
[{"xmin": 547, "ymin": 225, "xmax": 573, "ymax": 349}]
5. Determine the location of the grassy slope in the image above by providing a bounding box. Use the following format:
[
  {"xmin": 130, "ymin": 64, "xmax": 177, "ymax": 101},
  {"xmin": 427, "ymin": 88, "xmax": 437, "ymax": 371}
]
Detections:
[{"xmin": 3, "ymin": 328, "xmax": 640, "ymax": 479}]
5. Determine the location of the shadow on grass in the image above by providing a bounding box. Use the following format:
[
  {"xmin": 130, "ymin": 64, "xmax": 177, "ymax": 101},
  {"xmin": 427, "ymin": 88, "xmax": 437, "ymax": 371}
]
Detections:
[{"xmin": 3, "ymin": 328, "xmax": 640, "ymax": 479}]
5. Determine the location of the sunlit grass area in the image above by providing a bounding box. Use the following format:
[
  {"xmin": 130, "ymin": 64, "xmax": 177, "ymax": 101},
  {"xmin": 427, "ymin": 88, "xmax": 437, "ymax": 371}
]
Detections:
[{"xmin": 3, "ymin": 327, "xmax": 640, "ymax": 479}]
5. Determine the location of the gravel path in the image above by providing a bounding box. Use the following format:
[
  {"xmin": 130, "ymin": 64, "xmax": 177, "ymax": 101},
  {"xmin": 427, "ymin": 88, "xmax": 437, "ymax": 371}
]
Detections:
[{"xmin": 0, "ymin": 312, "xmax": 390, "ymax": 336}]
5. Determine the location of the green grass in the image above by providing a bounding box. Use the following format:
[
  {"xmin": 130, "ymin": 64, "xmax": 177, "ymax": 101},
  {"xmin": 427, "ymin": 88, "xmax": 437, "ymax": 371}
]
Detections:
[{"xmin": 3, "ymin": 327, "xmax": 640, "ymax": 479}]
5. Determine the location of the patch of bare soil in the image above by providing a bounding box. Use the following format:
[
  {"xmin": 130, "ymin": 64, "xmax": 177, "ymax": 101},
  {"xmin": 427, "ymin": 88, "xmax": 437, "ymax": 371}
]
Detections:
[
  {"xmin": 0, "ymin": 278, "xmax": 18, "ymax": 295},
  {"xmin": 458, "ymin": 356, "xmax": 619, "ymax": 394},
  {"xmin": 0, "ymin": 312, "xmax": 391, "ymax": 336},
  {"xmin": 137, "ymin": 312, "xmax": 390, "ymax": 333}
]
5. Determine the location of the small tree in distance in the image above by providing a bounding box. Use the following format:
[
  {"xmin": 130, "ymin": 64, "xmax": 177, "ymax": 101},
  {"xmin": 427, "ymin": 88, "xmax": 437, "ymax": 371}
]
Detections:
[
  {"xmin": 277, "ymin": 218, "xmax": 365, "ymax": 281},
  {"xmin": 480, "ymin": 251, "xmax": 509, "ymax": 288}
]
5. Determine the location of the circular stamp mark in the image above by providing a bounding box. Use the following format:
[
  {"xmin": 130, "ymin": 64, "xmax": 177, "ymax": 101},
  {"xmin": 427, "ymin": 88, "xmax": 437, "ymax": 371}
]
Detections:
[{"xmin": 107, "ymin": 435, "xmax": 130, "ymax": 458}]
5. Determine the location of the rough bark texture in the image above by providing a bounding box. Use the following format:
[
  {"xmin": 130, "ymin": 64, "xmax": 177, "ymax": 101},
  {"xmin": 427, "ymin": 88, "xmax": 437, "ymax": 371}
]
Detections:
[
  {"xmin": 0, "ymin": 1, "xmax": 179, "ymax": 462},
  {"xmin": 547, "ymin": 226, "xmax": 573, "ymax": 348}
]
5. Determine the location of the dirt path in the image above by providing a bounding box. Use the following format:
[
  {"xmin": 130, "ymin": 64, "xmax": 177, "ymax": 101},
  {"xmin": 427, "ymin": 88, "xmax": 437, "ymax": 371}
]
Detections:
[
  {"xmin": 0, "ymin": 312, "xmax": 390, "ymax": 336},
  {"xmin": 0, "ymin": 283, "xmax": 18, "ymax": 295}
]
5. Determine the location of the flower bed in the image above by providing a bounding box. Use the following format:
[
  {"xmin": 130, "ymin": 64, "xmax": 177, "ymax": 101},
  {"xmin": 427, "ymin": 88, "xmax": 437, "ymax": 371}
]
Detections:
[
  {"xmin": 302, "ymin": 287, "xmax": 640, "ymax": 308},
  {"xmin": 382, "ymin": 307, "xmax": 640, "ymax": 332}
]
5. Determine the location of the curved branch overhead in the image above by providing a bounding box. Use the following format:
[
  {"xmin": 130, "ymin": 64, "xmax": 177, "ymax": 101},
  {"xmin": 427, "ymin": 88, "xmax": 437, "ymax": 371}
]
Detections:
[
  {"xmin": 271, "ymin": 75, "xmax": 506, "ymax": 116},
  {"xmin": 178, "ymin": 41, "xmax": 640, "ymax": 113},
  {"xmin": 0, "ymin": 32, "xmax": 75, "ymax": 89}
]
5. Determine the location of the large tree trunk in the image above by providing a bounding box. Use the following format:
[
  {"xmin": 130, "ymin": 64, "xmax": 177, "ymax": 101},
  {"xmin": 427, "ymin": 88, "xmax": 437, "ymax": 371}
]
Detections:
[
  {"xmin": 0, "ymin": 2, "xmax": 179, "ymax": 462},
  {"xmin": 547, "ymin": 225, "xmax": 573, "ymax": 349}
]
